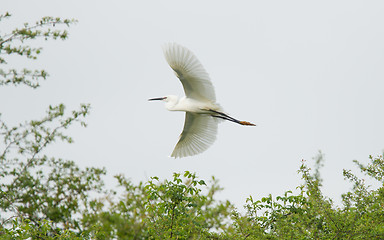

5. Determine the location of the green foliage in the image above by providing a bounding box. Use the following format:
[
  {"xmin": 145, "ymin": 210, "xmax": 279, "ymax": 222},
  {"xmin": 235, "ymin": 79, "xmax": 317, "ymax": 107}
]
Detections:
[
  {"xmin": 228, "ymin": 154, "xmax": 384, "ymax": 240},
  {"xmin": 143, "ymin": 172, "xmax": 232, "ymax": 239},
  {"xmin": 0, "ymin": 12, "xmax": 77, "ymax": 88},
  {"xmin": 0, "ymin": 103, "xmax": 107, "ymax": 234},
  {"xmin": 0, "ymin": 12, "xmax": 101, "ymax": 239},
  {"xmin": 1, "ymin": 219, "xmax": 86, "ymax": 240},
  {"xmin": 80, "ymin": 172, "xmax": 233, "ymax": 239}
]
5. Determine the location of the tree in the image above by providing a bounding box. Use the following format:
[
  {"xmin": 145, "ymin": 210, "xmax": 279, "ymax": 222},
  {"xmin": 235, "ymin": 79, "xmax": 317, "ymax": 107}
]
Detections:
[
  {"xmin": 0, "ymin": 12, "xmax": 78, "ymax": 88},
  {"xmin": 81, "ymin": 172, "xmax": 233, "ymax": 239},
  {"xmin": 228, "ymin": 153, "xmax": 384, "ymax": 239},
  {"xmin": 0, "ymin": 12, "xmax": 106, "ymax": 238}
]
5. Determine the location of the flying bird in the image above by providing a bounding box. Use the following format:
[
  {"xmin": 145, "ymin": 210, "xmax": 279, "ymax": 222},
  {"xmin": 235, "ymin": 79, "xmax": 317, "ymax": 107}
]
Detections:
[{"xmin": 149, "ymin": 43, "xmax": 255, "ymax": 158}]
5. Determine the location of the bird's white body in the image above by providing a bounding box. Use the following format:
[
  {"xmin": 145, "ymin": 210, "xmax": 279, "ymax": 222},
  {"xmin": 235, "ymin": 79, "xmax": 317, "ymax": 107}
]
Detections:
[
  {"xmin": 149, "ymin": 43, "xmax": 254, "ymax": 158},
  {"xmin": 164, "ymin": 95, "xmax": 221, "ymax": 113}
]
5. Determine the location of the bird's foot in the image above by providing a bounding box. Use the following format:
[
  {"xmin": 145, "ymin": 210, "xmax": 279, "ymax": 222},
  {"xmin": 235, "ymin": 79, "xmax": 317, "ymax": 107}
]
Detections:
[{"xmin": 239, "ymin": 121, "xmax": 256, "ymax": 126}]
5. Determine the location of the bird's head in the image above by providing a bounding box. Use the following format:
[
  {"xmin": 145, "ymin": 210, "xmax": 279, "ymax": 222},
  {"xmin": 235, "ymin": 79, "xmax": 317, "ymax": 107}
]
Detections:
[{"xmin": 148, "ymin": 95, "xmax": 179, "ymax": 110}]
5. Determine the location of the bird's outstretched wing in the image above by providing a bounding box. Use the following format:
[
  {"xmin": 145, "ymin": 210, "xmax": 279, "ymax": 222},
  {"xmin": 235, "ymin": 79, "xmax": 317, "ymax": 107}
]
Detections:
[
  {"xmin": 163, "ymin": 43, "xmax": 216, "ymax": 102},
  {"xmin": 171, "ymin": 112, "xmax": 218, "ymax": 158}
]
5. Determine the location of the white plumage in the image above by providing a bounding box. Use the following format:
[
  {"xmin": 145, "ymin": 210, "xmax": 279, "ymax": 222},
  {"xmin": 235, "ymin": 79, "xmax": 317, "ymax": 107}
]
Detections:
[
  {"xmin": 149, "ymin": 43, "xmax": 255, "ymax": 158},
  {"xmin": 171, "ymin": 112, "xmax": 218, "ymax": 158},
  {"xmin": 163, "ymin": 43, "xmax": 216, "ymax": 102}
]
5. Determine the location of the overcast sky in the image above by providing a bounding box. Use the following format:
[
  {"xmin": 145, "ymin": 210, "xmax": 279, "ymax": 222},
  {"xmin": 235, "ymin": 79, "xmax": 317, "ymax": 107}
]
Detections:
[{"xmin": 2, "ymin": 0, "xmax": 384, "ymax": 209}]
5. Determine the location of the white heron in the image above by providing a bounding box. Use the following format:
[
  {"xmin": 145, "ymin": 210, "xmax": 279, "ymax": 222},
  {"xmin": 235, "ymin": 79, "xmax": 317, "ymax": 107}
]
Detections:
[{"xmin": 149, "ymin": 43, "xmax": 255, "ymax": 158}]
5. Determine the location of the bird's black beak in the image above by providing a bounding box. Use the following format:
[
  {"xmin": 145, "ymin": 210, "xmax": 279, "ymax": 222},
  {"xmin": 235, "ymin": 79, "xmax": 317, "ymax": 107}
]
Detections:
[{"xmin": 148, "ymin": 97, "xmax": 166, "ymax": 101}]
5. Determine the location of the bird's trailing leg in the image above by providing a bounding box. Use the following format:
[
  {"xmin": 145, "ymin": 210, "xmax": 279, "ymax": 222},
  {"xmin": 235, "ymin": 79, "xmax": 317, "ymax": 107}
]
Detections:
[{"xmin": 209, "ymin": 110, "xmax": 256, "ymax": 126}]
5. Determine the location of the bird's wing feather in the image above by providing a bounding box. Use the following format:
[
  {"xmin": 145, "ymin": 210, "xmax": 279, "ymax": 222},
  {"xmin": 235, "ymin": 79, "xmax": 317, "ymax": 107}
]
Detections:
[
  {"xmin": 163, "ymin": 43, "xmax": 216, "ymax": 102},
  {"xmin": 171, "ymin": 112, "xmax": 218, "ymax": 158}
]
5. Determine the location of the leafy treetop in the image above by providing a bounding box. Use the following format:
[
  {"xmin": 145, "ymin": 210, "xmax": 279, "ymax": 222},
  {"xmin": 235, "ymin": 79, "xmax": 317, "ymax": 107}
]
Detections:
[{"xmin": 0, "ymin": 12, "xmax": 77, "ymax": 88}]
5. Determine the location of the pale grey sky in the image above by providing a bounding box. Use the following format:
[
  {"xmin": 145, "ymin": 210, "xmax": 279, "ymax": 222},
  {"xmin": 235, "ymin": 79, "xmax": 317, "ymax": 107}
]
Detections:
[{"xmin": 2, "ymin": 0, "xmax": 384, "ymax": 209}]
